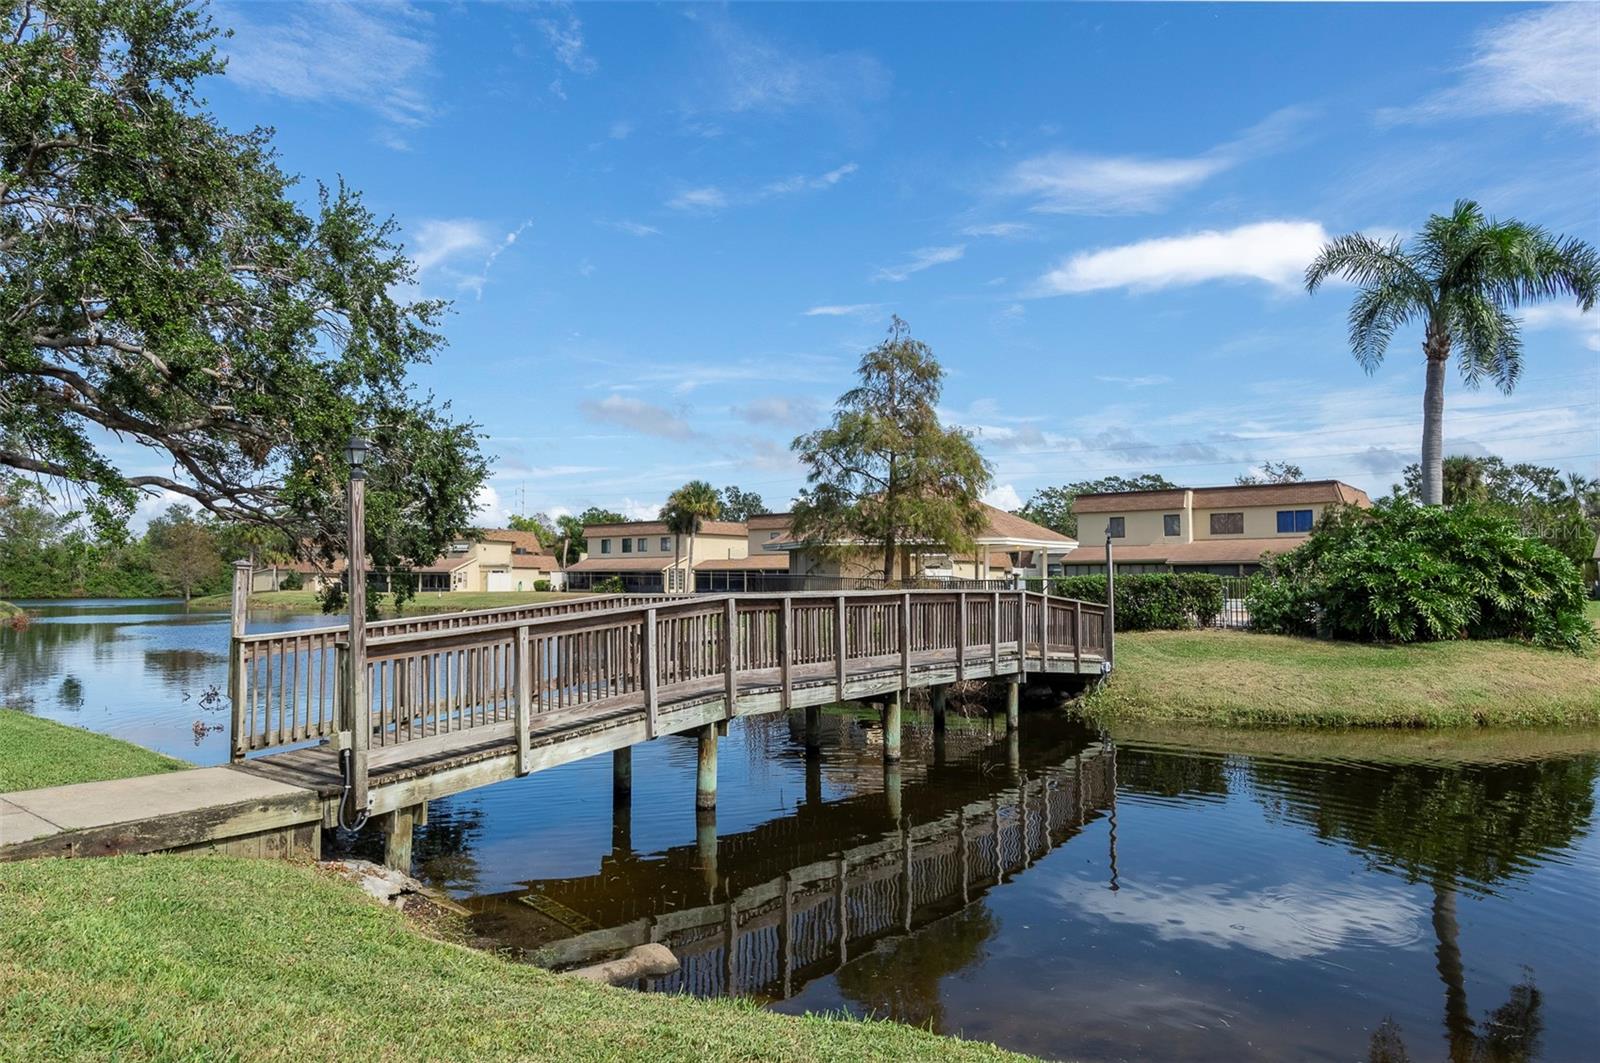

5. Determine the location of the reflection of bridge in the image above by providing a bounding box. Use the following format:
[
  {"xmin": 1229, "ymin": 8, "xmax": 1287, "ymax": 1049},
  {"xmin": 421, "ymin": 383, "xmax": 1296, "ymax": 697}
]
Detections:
[{"xmin": 477, "ymin": 735, "xmax": 1117, "ymax": 1001}]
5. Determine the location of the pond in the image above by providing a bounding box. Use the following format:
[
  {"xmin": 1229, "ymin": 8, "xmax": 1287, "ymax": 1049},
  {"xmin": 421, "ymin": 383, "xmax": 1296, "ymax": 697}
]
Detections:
[{"xmin": 4, "ymin": 599, "xmax": 1598, "ymax": 1061}]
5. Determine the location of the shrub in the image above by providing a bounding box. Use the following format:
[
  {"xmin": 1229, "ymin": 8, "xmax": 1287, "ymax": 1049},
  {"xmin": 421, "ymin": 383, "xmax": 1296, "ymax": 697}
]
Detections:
[
  {"xmin": 1051, "ymin": 572, "xmax": 1225, "ymax": 631},
  {"xmin": 592, "ymin": 576, "xmax": 625, "ymax": 594},
  {"xmin": 279, "ymin": 570, "xmax": 304, "ymax": 591},
  {"xmin": 1248, "ymin": 499, "xmax": 1594, "ymax": 652},
  {"xmin": 533, "ymin": 579, "xmax": 551, "ymax": 592}
]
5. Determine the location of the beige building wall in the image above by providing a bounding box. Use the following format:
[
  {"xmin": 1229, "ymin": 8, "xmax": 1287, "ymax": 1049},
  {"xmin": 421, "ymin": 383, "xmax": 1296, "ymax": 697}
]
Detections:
[
  {"xmin": 588, "ymin": 530, "xmax": 749, "ymax": 561},
  {"xmin": 1192, "ymin": 503, "xmax": 1330, "ymax": 540},
  {"xmin": 1081, "ymin": 499, "xmax": 1333, "ymax": 546}
]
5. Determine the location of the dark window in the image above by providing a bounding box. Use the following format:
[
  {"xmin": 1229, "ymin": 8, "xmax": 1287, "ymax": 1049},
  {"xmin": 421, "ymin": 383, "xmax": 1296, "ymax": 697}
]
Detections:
[
  {"xmin": 1210, "ymin": 512, "xmax": 1244, "ymax": 535},
  {"xmin": 660, "ymin": 537, "xmax": 671, "ymax": 552},
  {"xmin": 1107, "ymin": 516, "xmax": 1126, "ymax": 538},
  {"xmin": 1276, "ymin": 509, "xmax": 1314, "ymax": 533},
  {"xmin": 637, "ymin": 538, "xmax": 647, "ymax": 552},
  {"xmin": 1163, "ymin": 513, "xmax": 1181, "ymax": 536},
  {"xmin": 600, "ymin": 539, "xmax": 612, "ymax": 554},
  {"xmin": 621, "ymin": 538, "xmax": 632, "ymax": 553}
]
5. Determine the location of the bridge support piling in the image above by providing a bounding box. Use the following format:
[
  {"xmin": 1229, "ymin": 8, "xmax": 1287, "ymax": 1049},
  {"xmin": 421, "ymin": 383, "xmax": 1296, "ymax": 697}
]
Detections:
[
  {"xmin": 696, "ymin": 724, "xmax": 718, "ymax": 809},
  {"xmin": 884, "ymin": 761, "xmax": 902, "ymax": 823},
  {"xmin": 882, "ymin": 690, "xmax": 902, "ymax": 762},
  {"xmin": 612, "ymin": 748, "xmax": 633, "ymax": 853},
  {"xmin": 1008, "ymin": 728, "xmax": 1020, "ymax": 775},
  {"xmin": 930, "ymin": 685, "xmax": 947, "ymax": 734},
  {"xmin": 805, "ymin": 752, "xmax": 822, "ymax": 806},
  {"xmin": 1005, "ymin": 677, "xmax": 1020, "ymax": 733},
  {"xmin": 381, "ymin": 804, "xmax": 419, "ymax": 873},
  {"xmin": 803, "ymin": 705, "xmax": 821, "ymax": 756},
  {"xmin": 696, "ymin": 807, "xmax": 718, "ymax": 899}
]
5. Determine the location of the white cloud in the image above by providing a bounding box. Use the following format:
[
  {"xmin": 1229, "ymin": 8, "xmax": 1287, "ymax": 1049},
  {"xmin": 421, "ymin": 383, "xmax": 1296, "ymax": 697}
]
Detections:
[
  {"xmin": 1519, "ymin": 301, "xmax": 1600, "ymax": 351},
  {"xmin": 458, "ymin": 221, "xmax": 532, "ymax": 299},
  {"xmin": 473, "ymin": 484, "xmax": 507, "ymax": 526},
  {"xmin": 1058, "ymin": 878, "xmax": 1424, "ymax": 961},
  {"xmin": 539, "ymin": 3, "xmax": 597, "ymax": 76},
  {"xmin": 222, "ymin": 1, "xmax": 434, "ymax": 130},
  {"xmin": 732, "ymin": 397, "xmax": 822, "ymax": 428},
  {"xmin": 983, "ymin": 484, "xmax": 1023, "ymax": 511},
  {"xmin": 761, "ymin": 162, "xmax": 859, "ymax": 197},
  {"xmin": 961, "ymin": 222, "xmax": 1031, "ymax": 238},
  {"xmin": 1031, "ymin": 221, "xmax": 1329, "ymax": 296},
  {"xmin": 875, "ymin": 245, "xmax": 965, "ymax": 282},
  {"xmin": 1379, "ymin": 5, "xmax": 1600, "ymax": 131},
  {"xmin": 697, "ymin": 15, "xmax": 889, "ymax": 117},
  {"xmin": 803, "ymin": 303, "xmax": 881, "ymax": 318},
  {"xmin": 410, "ymin": 219, "xmax": 492, "ymax": 273},
  {"xmin": 667, "ymin": 186, "xmax": 729, "ymax": 212},
  {"xmin": 1002, "ymin": 107, "xmax": 1309, "ymax": 215},
  {"xmin": 620, "ymin": 498, "xmax": 663, "ymax": 521},
  {"xmin": 603, "ymin": 219, "xmax": 662, "ymax": 237},
  {"xmin": 578, "ymin": 395, "xmax": 698, "ymax": 440}
]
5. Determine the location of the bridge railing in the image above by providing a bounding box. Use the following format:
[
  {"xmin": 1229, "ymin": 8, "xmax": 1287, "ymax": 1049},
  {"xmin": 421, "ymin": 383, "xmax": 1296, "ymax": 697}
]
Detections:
[{"xmin": 230, "ymin": 588, "xmax": 1109, "ymax": 764}]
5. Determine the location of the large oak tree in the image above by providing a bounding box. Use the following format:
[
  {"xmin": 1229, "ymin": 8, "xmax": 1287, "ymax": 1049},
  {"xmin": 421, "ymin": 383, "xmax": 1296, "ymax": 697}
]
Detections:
[{"xmin": 1, "ymin": 1, "xmax": 487, "ymax": 604}]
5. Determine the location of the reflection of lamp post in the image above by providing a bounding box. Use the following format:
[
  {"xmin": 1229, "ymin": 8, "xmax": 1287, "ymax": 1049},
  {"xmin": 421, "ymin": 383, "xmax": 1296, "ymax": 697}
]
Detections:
[{"xmin": 341, "ymin": 435, "xmax": 370, "ymax": 828}]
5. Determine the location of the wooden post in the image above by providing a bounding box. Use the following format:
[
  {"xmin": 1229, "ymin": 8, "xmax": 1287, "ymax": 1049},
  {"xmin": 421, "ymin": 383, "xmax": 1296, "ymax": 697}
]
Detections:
[
  {"xmin": 1039, "ymin": 583, "xmax": 1050, "ymax": 669},
  {"xmin": 382, "ymin": 804, "xmax": 416, "ymax": 872},
  {"xmin": 779, "ymin": 596, "xmax": 793, "ymax": 711},
  {"xmin": 990, "ymin": 591, "xmax": 1001, "ymax": 675},
  {"xmin": 723, "ymin": 598, "xmax": 738, "ymax": 719},
  {"xmin": 958, "ymin": 811, "xmax": 969, "ymax": 904},
  {"xmin": 1006, "ymin": 676, "xmax": 1020, "ymax": 733},
  {"xmin": 884, "ymin": 760, "xmax": 902, "ymax": 823},
  {"xmin": 804, "ymin": 704, "xmax": 821, "ymax": 757},
  {"xmin": 1074, "ymin": 600, "xmax": 1084, "ymax": 672},
  {"xmin": 696, "ymin": 807, "xmax": 718, "ymax": 899},
  {"xmin": 612, "ymin": 751, "xmax": 632, "ymax": 855},
  {"xmin": 1104, "ymin": 536, "xmax": 1116, "ymax": 671},
  {"xmin": 778, "ymin": 873, "xmax": 794, "ymax": 999},
  {"xmin": 696, "ymin": 723, "xmax": 717, "ymax": 809},
  {"xmin": 1020, "ymin": 774, "xmax": 1031, "ymax": 867},
  {"xmin": 930, "ymin": 685, "xmax": 947, "ymax": 734},
  {"xmin": 899, "ymin": 592, "xmax": 911, "ymax": 689},
  {"xmin": 723, "ymin": 900, "xmax": 738, "ymax": 997},
  {"xmin": 343, "ymin": 474, "xmax": 368, "ymax": 822},
  {"xmin": 956, "ymin": 592, "xmax": 968, "ymax": 681},
  {"xmin": 228, "ymin": 559, "xmax": 251, "ymax": 761},
  {"xmin": 835, "ymin": 856, "xmax": 849, "ymax": 965},
  {"xmin": 642, "ymin": 609, "xmax": 659, "ymax": 738},
  {"xmin": 882, "ymin": 688, "xmax": 902, "ymax": 762},
  {"xmin": 1017, "ymin": 592, "xmax": 1027, "ymax": 676},
  {"xmin": 514, "ymin": 624, "xmax": 531, "ymax": 775},
  {"xmin": 901, "ymin": 824, "xmax": 914, "ymax": 931},
  {"xmin": 834, "ymin": 594, "xmax": 847, "ymax": 701}
]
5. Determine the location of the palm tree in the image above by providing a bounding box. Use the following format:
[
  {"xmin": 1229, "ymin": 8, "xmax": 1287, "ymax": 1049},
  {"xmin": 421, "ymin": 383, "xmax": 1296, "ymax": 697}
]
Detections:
[
  {"xmin": 659, "ymin": 480, "xmax": 721, "ymax": 595},
  {"xmin": 1307, "ymin": 201, "xmax": 1597, "ymax": 506},
  {"xmin": 1441, "ymin": 455, "xmax": 1490, "ymax": 507}
]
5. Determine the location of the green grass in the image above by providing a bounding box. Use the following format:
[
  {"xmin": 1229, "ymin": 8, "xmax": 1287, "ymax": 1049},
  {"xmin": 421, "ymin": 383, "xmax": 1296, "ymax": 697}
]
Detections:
[
  {"xmin": 0, "ymin": 600, "xmax": 22, "ymax": 620},
  {"xmin": 0, "ymin": 855, "xmax": 1030, "ymax": 1062},
  {"xmin": 0, "ymin": 710, "xmax": 189, "ymax": 793},
  {"xmin": 1587, "ymin": 599, "xmax": 1600, "ymax": 625},
  {"xmin": 187, "ymin": 588, "xmax": 596, "ymax": 615},
  {"xmin": 1086, "ymin": 629, "xmax": 1600, "ymax": 728}
]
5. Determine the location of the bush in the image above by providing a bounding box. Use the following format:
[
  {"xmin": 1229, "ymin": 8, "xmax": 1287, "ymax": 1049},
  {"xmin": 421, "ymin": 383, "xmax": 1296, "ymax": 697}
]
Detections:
[
  {"xmin": 1051, "ymin": 572, "xmax": 1225, "ymax": 631},
  {"xmin": 1247, "ymin": 499, "xmax": 1594, "ymax": 652},
  {"xmin": 279, "ymin": 570, "xmax": 304, "ymax": 590},
  {"xmin": 592, "ymin": 576, "xmax": 625, "ymax": 594},
  {"xmin": 533, "ymin": 579, "xmax": 551, "ymax": 592}
]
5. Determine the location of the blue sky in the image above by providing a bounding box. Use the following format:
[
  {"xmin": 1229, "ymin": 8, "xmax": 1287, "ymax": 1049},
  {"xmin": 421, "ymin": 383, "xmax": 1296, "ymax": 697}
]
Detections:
[{"xmin": 184, "ymin": 1, "xmax": 1598, "ymax": 523}]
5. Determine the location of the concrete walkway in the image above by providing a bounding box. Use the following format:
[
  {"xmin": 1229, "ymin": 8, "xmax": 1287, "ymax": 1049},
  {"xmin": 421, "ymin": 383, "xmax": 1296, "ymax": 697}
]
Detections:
[{"xmin": 0, "ymin": 766, "xmax": 322, "ymax": 860}]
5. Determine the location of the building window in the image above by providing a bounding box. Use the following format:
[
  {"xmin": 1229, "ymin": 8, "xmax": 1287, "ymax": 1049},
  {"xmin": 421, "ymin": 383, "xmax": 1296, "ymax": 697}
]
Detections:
[
  {"xmin": 1106, "ymin": 517, "xmax": 1126, "ymax": 538},
  {"xmin": 1163, "ymin": 513, "xmax": 1181, "ymax": 537},
  {"xmin": 1210, "ymin": 512, "xmax": 1244, "ymax": 535},
  {"xmin": 660, "ymin": 536, "xmax": 671, "ymax": 551},
  {"xmin": 768, "ymin": 531, "xmax": 781, "ymax": 540},
  {"xmin": 621, "ymin": 538, "xmax": 632, "ymax": 553},
  {"xmin": 600, "ymin": 539, "xmax": 612, "ymax": 554},
  {"xmin": 1276, "ymin": 509, "xmax": 1314, "ymax": 533},
  {"xmin": 637, "ymin": 537, "xmax": 647, "ymax": 552}
]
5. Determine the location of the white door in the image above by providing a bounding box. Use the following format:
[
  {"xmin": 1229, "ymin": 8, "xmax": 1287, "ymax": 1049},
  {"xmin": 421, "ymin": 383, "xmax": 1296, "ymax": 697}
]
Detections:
[{"xmin": 486, "ymin": 569, "xmax": 513, "ymax": 592}]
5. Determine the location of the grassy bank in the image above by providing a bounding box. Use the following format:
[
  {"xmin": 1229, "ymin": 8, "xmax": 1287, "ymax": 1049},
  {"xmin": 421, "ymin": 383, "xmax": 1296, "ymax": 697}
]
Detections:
[
  {"xmin": 0, "ymin": 856, "xmax": 1026, "ymax": 1062},
  {"xmin": 0, "ymin": 710, "xmax": 188, "ymax": 792},
  {"xmin": 1086, "ymin": 629, "xmax": 1600, "ymax": 728},
  {"xmin": 0, "ymin": 599, "xmax": 22, "ymax": 620},
  {"xmin": 187, "ymin": 588, "xmax": 594, "ymax": 615}
]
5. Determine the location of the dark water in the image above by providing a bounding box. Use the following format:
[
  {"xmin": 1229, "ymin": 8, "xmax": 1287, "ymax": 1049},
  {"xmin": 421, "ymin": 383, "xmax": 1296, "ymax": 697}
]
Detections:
[
  {"xmin": 5, "ymin": 600, "xmax": 1599, "ymax": 1060},
  {"xmin": 1, "ymin": 598, "xmax": 343, "ymax": 763}
]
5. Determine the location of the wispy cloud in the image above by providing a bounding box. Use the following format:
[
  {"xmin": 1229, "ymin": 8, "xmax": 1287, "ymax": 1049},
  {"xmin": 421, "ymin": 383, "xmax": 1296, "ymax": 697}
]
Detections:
[
  {"xmin": 983, "ymin": 484, "xmax": 1023, "ymax": 510},
  {"xmin": 1095, "ymin": 374, "xmax": 1173, "ymax": 388},
  {"xmin": 961, "ymin": 222, "xmax": 1031, "ymax": 238},
  {"xmin": 668, "ymin": 163, "xmax": 859, "ymax": 213},
  {"xmin": 732, "ymin": 397, "xmax": 823, "ymax": 429},
  {"xmin": 803, "ymin": 303, "xmax": 881, "ymax": 318},
  {"xmin": 1378, "ymin": 5, "xmax": 1600, "ymax": 131},
  {"xmin": 1519, "ymin": 301, "xmax": 1600, "ymax": 351},
  {"xmin": 1002, "ymin": 107, "xmax": 1310, "ymax": 215},
  {"xmin": 694, "ymin": 13, "xmax": 890, "ymax": 117},
  {"xmin": 667, "ymin": 186, "xmax": 729, "ymax": 212},
  {"xmin": 1031, "ymin": 221, "xmax": 1329, "ymax": 295},
  {"xmin": 458, "ymin": 221, "xmax": 532, "ymax": 299},
  {"xmin": 410, "ymin": 219, "xmax": 492, "ymax": 273},
  {"xmin": 875, "ymin": 245, "xmax": 965, "ymax": 282},
  {"xmin": 222, "ymin": 1, "xmax": 435, "ymax": 133},
  {"xmin": 608, "ymin": 119, "xmax": 634, "ymax": 141},
  {"xmin": 601, "ymin": 219, "xmax": 663, "ymax": 237},
  {"xmin": 578, "ymin": 395, "xmax": 698, "ymax": 440},
  {"xmin": 539, "ymin": 2, "xmax": 597, "ymax": 75}
]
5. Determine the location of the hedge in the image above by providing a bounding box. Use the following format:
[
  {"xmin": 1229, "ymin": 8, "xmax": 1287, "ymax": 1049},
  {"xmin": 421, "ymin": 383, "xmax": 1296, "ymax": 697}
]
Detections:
[{"xmin": 1051, "ymin": 572, "xmax": 1223, "ymax": 631}]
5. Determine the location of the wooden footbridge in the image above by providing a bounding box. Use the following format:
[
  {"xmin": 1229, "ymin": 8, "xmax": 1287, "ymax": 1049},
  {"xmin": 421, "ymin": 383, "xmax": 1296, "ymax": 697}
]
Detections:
[{"xmin": 1, "ymin": 580, "xmax": 1110, "ymax": 867}]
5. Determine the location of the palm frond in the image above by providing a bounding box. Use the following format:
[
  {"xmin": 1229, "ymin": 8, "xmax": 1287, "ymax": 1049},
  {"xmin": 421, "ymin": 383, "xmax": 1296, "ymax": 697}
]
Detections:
[
  {"xmin": 1449, "ymin": 292, "xmax": 1522, "ymax": 394},
  {"xmin": 1304, "ymin": 232, "xmax": 1428, "ymax": 298},
  {"xmin": 1346, "ymin": 283, "xmax": 1421, "ymax": 373}
]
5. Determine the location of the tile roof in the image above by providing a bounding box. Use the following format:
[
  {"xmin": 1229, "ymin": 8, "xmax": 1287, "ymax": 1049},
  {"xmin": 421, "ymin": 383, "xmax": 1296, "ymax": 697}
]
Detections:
[
  {"xmin": 975, "ymin": 503, "xmax": 1076, "ymax": 545},
  {"xmin": 511, "ymin": 553, "xmax": 561, "ymax": 570},
  {"xmin": 744, "ymin": 512, "xmax": 794, "ymax": 529},
  {"xmin": 1073, "ymin": 480, "xmax": 1371, "ymax": 513},
  {"xmin": 565, "ymin": 556, "xmax": 674, "ymax": 573},
  {"xmin": 478, "ymin": 528, "xmax": 546, "ymax": 554},
  {"xmin": 584, "ymin": 520, "xmax": 748, "ymax": 538},
  {"xmin": 694, "ymin": 553, "xmax": 789, "ymax": 571}
]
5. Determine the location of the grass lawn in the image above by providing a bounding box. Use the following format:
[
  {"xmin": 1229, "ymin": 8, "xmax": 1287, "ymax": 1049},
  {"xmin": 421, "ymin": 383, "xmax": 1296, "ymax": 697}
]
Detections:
[
  {"xmin": 1587, "ymin": 599, "xmax": 1600, "ymax": 625},
  {"xmin": 0, "ymin": 855, "xmax": 1028, "ymax": 1062},
  {"xmin": 187, "ymin": 588, "xmax": 596, "ymax": 615},
  {"xmin": 1086, "ymin": 629, "xmax": 1600, "ymax": 728},
  {"xmin": 0, "ymin": 710, "xmax": 188, "ymax": 793}
]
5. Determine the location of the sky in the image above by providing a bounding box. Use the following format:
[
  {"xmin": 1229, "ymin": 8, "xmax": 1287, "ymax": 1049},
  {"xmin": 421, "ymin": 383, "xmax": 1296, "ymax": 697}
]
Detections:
[{"xmin": 169, "ymin": 1, "xmax": 1600, "ymax": 525}]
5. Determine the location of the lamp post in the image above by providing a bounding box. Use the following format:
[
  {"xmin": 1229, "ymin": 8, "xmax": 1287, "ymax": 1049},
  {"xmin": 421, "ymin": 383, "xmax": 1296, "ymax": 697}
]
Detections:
[{"xmin": 341, "ymin": 435, "xmax": 370, "ymax": 827}]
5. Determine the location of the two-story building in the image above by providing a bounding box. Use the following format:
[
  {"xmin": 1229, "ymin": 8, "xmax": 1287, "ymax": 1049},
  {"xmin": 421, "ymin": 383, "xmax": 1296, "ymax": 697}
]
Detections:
[
  {"xmin": 564, "ymin": 519, "xmax": 751, "ymax": 592},
  {"xmin": 1061, "ymin": 480, "xmax": 1371, "ymax": 575}
]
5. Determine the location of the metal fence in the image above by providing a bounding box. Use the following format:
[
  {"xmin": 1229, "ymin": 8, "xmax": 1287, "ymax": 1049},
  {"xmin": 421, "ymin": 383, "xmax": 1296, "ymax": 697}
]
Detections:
[{"xmin": 1210, "ymin": 576, "xmax": 1251, "ymax": 629}]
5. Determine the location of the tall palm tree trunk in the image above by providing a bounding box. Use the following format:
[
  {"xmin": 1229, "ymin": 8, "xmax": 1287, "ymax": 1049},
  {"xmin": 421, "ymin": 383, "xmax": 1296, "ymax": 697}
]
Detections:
[
  {"xmin": 686, "ymin": 534, "xmax": 696, "ymax": 594},
  {"xmin": 672, "ymin": 538, "xmax": 682, "ymax": 594},
  {"xmin": 1420, "ymin": 323, "xmax": 1450, "ymax": 507},
  {"xmin": 1432, "ymin": 876, "xmax": 1474, "ymax": 1062}
]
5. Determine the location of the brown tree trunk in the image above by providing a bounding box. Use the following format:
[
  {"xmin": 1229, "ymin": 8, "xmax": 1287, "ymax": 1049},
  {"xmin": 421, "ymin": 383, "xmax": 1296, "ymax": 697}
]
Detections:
[{"xmin": 882, "ymin": 534, "xmax": 896, "ymax": 584}]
